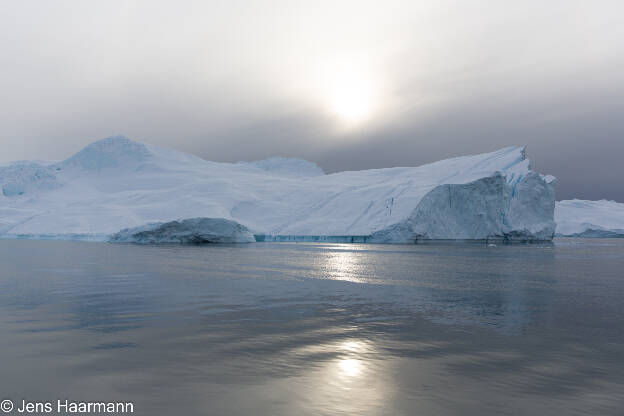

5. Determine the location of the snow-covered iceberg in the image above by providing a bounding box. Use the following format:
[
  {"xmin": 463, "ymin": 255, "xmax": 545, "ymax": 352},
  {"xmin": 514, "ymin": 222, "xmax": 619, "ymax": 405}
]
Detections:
[
  {"xmin": 0, "ymin": 135, "xmax": 557, "ymax": 243},
  {"xmin": 555, "ymin": 200, "xmax": 624, "ymax": 237}
]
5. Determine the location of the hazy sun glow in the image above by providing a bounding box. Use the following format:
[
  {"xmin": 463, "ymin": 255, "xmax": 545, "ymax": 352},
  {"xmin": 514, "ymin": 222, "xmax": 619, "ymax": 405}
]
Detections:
[
  {"xmin": 313, "ymin": 60, "xmax": 380, "ymax": 128},
  {"xmin": 338, "ymin": 358, "xmax": 363, "ymax": 377},
  {"xmin": 330, "ymin": 77, "xmax": 374, "ymax": 125}
]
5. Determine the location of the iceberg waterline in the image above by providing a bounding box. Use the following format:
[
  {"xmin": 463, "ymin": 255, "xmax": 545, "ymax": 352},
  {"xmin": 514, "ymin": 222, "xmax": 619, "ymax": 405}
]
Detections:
[{"xmin": 0, "ymin": 135, "xmax": 559, "ymax": 243}]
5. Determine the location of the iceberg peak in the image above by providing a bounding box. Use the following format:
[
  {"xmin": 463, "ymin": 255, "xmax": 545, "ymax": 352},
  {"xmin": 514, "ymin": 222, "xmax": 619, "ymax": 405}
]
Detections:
[{"xmin": 57, "ymin": 135, "xmax": 152, "ymax": 170}]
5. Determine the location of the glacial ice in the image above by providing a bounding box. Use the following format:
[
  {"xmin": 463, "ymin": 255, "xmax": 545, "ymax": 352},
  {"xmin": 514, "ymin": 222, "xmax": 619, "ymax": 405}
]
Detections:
[
  {"xmin": 0, "ymin": 135, "xmax": 557, "ymax": 243},
  {"xmin": 0, "ymin": 162, "xmax": 61, "ymax": 197},
  {"xmin": 110, "ymin": 218, "xmax": 256, "ymax": 244},
  {"xmin": 555, "ymin": 200, "xmax": 624, "ymax": 237}
]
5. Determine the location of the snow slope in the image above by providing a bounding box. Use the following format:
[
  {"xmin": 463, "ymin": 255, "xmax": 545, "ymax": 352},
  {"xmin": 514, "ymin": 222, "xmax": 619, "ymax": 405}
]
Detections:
[
  {"xmin": 555, "ymin": 200, "xmax": 624, "ymax": 237},
  {"xmin": 0, "ymin": 135, "xmax": 556, "ymax": 243},
  {"xmin": 239, "ymin": 157, "xmax": 324, "ymax": 177}
]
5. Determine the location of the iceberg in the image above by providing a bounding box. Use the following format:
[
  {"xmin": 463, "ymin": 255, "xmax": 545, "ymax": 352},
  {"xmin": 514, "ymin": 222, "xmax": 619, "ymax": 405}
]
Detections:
[
  {"xmin": 110, "ymin": 218, "xmax": 256, "ymax": 244},
  {"xmin": 0, "ymin": 135, "xmax": 557, "ymax": 243},
  {"xmin": 555, "ymin": 200, "xmax": 624, "ymax": 237}
]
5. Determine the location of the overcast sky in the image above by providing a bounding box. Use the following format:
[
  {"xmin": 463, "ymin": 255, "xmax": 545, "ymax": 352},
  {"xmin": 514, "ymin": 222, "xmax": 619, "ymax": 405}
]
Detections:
[{"xmin": 1, "ymin": 0, "xmax": 622, "ymax": 200}]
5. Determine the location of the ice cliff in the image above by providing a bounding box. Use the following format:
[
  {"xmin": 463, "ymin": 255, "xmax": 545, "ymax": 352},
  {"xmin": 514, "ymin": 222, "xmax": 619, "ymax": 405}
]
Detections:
[
  {"xmin": 555, "ymin": 200, "xmax": 624, "ymax": 237},
  {"xmin": 0, "ymin": 135, "xmax": 557, "ymax": 243}
]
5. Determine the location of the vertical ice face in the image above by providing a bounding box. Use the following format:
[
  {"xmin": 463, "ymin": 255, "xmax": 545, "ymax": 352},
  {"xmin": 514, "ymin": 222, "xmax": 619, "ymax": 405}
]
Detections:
[
  {"xmin": 0, "ymin": 137, "xmax": 557, "ymax": 242},
  {"xmin": 506, "ymin": 172, "xmax": 556, "ymax": 240},
  {"xmin": 370, "ymin": 170, "xmax": 556, "ymax": 242}
]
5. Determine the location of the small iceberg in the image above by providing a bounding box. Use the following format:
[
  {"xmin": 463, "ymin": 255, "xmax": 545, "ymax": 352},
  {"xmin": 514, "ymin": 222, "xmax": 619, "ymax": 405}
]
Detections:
[{"xmin": 109, "ymin": 218, "xmax": 256, "ymax": 244}]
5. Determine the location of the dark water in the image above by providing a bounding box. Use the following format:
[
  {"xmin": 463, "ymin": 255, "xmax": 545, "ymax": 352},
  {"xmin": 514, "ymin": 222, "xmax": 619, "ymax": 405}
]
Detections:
[{"xmin": 0, "ymin": 239, "xmax": 623, "ymax": 415}]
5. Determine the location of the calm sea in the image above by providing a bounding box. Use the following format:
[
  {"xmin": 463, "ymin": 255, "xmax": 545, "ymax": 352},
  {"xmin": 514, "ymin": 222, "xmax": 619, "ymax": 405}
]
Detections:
[{"xmin": 0, "ymin": 239, "xmax": 623, "ymax": 415}]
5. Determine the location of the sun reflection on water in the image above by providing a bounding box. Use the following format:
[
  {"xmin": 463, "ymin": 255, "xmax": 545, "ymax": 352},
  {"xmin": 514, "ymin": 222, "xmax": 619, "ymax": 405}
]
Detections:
[
  {"xmin": 334, "ymin": 340, "xmax": 371, "ymax": 380},
  {"xmin": 337, "ymin": 358, "xmax": 363, "ymax": 377},
  {"xmin": 322, "ymin": 249, "xmax": 370, "ymax": 283}
]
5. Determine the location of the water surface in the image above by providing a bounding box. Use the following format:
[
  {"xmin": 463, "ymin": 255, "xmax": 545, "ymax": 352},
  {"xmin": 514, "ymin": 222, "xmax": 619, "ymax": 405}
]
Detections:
[{"xmin": 0, "ymin": 239, "xmax": 623, "ymax": 415}]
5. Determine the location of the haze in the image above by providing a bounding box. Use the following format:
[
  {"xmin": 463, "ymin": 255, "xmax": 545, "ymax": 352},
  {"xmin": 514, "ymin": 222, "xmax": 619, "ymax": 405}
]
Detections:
[{"xmin": 1, "ymin": 0, "xmax": 622, "ymax": 200}]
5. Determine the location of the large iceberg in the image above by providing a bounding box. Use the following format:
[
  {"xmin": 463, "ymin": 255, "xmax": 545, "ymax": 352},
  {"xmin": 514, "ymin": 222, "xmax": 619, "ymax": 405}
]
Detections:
[
  {"xmin": 0, "ymin": 135, "xmax": 557, "ymax": 243},
  {"xmin": 555, "ymin": 200, "xmax": 624, "ymax": 237}
]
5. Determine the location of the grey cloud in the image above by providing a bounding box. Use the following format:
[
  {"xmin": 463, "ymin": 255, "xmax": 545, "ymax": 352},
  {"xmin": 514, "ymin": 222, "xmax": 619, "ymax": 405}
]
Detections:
[{"xmin": 0, "ymin": 0, "xmax": 623, "ymax": 201}]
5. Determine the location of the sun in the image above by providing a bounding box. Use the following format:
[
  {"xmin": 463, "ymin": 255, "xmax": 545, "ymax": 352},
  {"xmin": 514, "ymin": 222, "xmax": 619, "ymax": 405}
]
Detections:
[
  {"xmin": 307, "ymin": 58, "xmax": 382, "ymax": 128},
  {"xmin": 330, "ymin": 80, "xmax": 373, "ymax": 125},
  {"xmin": 326, "ymin": 69, "xmax": 377, "ymax": 127}
]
